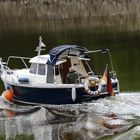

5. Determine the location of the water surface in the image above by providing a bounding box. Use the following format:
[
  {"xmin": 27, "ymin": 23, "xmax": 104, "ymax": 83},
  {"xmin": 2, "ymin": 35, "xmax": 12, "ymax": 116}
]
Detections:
[
  {"xmin": 0, "ymin": 17, "xmax": 140, "ymax": 91},
  {"xmin": 0, "ymin": 93, "xmax": 140, "ymax": 140},
  {"xmin": 0, "ymin": 1, "xmax": 140, "ymax": 140}
]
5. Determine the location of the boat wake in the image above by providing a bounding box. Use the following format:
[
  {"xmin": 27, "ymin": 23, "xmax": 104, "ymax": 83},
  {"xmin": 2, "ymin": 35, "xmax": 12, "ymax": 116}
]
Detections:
[
  {"xmin": 0, "ymin": 96, "xmax": 41, "ymax": 116},
  {"xmin": 0, "ymin": 92, "xmax": 140, "ymax": 140}
]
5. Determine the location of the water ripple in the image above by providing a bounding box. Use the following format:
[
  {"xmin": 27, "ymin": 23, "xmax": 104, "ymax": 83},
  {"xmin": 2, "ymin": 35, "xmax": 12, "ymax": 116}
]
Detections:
[{"xmin": 0, "ymin": 92, "xmax": 139, "ymax": 140}]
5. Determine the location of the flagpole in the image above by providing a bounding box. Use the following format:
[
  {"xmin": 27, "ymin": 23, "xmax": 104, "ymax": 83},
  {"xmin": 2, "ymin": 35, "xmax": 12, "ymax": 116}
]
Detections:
[
  {"xmin": 108, "ymin": 50, "xmax": 114, "ymax": 71},
  {"xmin": 38, "ymin": 36, "xmax": 42, "ymax": 56}
]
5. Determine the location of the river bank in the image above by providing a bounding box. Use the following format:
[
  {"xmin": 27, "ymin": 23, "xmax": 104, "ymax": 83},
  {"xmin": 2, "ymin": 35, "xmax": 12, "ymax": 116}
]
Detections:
[
  {"xmin": 0, "ymin": 0, "xmax": 140, "ymax": 20},
  {"xmin": 0, "ymin": 0, "xmax": 140, "ymax": 34}
]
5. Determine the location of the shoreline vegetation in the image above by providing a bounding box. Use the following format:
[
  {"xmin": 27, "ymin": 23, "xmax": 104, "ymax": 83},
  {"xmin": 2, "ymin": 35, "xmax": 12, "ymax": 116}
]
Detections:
[
  {"xmin": 0, "ymin": 0, "xmax": 140, "ymax": 19},
  {"xmin": 0, "ymin": 0, "xmax": 140, "ymax": 33}
]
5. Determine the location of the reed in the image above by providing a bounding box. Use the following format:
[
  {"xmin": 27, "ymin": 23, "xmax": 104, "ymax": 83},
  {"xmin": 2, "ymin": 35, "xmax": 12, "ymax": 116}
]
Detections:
[
  {"xmin": 0, "ymin": 0, "xmax": 140, "ymax": 33},
  {"xmin": 0, "ymin": 0, "xmax": 140, "ymax": 19}
]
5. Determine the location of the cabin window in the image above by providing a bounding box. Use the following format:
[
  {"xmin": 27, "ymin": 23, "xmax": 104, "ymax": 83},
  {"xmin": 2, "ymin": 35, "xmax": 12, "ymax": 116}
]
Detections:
[
  {"xmin": 30, "ymin": 63, "xmax": 37, "ymax": 74},
  {"xmin": 38, "ymin": 64, "xmax": 46, "ymax": 75}
]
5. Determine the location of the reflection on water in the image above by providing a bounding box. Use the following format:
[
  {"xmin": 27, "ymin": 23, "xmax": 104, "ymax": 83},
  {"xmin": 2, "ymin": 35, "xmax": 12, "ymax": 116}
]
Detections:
[{"xmin": 0, "ymin": 93, "xmax": 140, "ymax": 140}]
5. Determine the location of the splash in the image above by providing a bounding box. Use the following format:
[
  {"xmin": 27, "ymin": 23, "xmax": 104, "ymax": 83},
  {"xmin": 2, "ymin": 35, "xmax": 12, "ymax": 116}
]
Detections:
[
  {"xmin": 0, "ymin": 95, "xmax": 41, "ymax": 117},
  {"xmin": 0, "ymin": 92, "xmax": 140, "ymax": 140}
]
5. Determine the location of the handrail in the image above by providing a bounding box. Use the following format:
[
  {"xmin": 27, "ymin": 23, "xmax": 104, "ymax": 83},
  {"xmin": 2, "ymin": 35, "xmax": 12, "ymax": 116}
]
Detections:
[
  {"xmin": 2, "ymin": 65, "xmax": 15, "ymax": 81},
  {"xmin": 6, "ymin": 56, "xmax": 31, "ymax": 68}
]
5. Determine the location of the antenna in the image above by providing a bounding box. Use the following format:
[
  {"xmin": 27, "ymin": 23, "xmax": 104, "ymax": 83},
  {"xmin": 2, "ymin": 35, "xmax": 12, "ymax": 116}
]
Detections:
[{"xmin": 35, "ymin": 36, "xmax": 46, "ymax": 56}]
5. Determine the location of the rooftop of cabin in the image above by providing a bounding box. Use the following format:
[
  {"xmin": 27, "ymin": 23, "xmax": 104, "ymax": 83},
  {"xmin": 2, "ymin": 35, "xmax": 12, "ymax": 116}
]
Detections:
[
  {"xmin": 29, "ymin": 54, "xmax": 67, "ymax": 65},
  {"xmin": 29, "ymin": 55, "xmax": 50, "ymax": 64}
]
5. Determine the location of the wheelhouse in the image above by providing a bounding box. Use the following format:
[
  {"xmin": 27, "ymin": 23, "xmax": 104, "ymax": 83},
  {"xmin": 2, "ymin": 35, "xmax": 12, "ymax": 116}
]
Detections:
[{"xmin": 29, "ymin": 53, "xmax": 93, "ymax": 84}]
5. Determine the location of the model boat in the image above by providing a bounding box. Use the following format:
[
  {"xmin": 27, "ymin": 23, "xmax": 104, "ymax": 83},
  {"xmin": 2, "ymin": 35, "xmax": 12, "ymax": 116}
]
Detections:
[{"xmin": 0, "ymin": 36, "xmax": 119, "ymax": 105}]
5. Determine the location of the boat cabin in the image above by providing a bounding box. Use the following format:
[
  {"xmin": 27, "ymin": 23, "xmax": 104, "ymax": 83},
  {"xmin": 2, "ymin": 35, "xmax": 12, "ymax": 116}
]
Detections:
[
  {"xmin": 3, "ymin": 44, "xmax": 94, "ymax": 86},
  {"xmin": 29, "ymin": 51, "xmax": 93, "ymax": 84}
]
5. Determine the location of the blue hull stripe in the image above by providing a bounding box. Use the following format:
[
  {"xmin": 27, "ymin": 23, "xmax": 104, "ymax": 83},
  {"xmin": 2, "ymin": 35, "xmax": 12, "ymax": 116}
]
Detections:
[{"xmin": 5, "ymin": 83, "xmax": 113, "ymax": 105}]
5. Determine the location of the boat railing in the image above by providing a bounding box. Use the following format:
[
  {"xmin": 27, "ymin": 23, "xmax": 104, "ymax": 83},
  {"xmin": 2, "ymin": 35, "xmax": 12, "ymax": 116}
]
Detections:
[
  {"xmin": 0, "ymin": 56, "xmax": 31, "ymax": 82},
  {"xmin": 6, "ymin": 56, "xmax": 31, "ymax": 68},
  {"xmin": 2, "ymin": 64, "xmax": 15, "ymax": 81},
  {"xmin": 86, "ymin": 48, "xmax": 114, "ymax": 72},
  {"xmin": 1, "ymin": 56, "xmax": 31, "ymax": 81}
]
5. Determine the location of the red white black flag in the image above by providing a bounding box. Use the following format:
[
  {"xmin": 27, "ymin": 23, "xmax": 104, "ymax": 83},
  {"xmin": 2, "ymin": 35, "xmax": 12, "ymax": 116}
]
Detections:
[{"xmin": 102, "ymin": 65, "xmax": 115, "ymax": 96}]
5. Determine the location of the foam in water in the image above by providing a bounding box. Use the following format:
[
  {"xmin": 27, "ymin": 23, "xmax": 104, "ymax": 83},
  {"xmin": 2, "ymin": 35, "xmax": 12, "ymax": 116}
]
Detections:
[{"xmin": 0, "ymin": 92, "xmax": 140, "ymax": 140}]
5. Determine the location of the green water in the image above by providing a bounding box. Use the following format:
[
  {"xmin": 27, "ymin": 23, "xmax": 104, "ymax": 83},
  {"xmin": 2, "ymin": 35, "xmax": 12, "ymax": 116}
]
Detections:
[{"xmin": 0, "ymin": 17, "xmax": 140, "ymax": 92}]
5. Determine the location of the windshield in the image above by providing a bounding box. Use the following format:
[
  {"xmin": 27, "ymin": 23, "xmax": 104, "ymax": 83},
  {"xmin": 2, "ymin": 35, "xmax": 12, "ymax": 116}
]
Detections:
[{"xmin": 30, "ymin": 63, "xmax": 37, "ymax": 74}]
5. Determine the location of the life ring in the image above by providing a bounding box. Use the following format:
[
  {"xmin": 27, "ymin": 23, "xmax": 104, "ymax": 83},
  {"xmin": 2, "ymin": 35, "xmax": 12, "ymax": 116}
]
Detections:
[{"xmin": 84, "ymin": 77, "xmax": 102, "ymax": 96}]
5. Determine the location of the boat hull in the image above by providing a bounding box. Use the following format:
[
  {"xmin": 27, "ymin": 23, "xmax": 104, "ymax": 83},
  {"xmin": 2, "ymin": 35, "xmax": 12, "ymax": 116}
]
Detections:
[
  {"xmin": 4, "ymin": 83, "xmax": 113, "ymax": 105},
  {"xmin": 14, "ymin": 86, "xmax": 85, "ymax": 105}
]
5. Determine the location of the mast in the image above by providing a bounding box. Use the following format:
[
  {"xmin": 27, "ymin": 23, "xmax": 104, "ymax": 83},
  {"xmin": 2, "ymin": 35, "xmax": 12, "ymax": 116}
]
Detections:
[{"xmin": 35, "ymin": 36, "xmax": 46, "ymax": 56}]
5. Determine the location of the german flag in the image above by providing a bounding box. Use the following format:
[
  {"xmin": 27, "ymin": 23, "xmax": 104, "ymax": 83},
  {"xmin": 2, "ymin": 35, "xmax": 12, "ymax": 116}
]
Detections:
[{"xmin": 102, "ymin": 65, "xmax": 115, "ymax": 96}]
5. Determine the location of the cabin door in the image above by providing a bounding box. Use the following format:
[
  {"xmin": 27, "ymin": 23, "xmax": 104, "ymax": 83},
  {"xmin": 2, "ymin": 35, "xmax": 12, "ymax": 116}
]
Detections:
[{"xmin": 60, "ymin": 58, "xmax": 71, "ymax": 83}]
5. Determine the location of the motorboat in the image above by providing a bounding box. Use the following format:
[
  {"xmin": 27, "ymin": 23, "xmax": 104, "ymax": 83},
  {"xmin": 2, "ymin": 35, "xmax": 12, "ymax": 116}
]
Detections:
[{"xmin": 0, "ymin": 36, "xmax": 119, "ymax": 105}]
